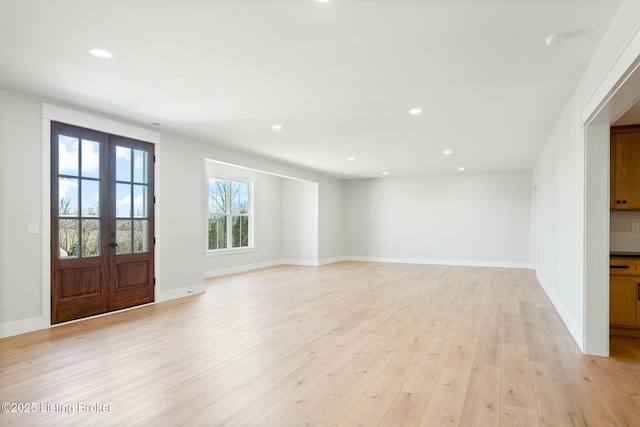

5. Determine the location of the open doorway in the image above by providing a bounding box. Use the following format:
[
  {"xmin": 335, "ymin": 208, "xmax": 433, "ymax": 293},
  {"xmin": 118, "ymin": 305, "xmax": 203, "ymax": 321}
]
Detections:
[{"xmin": 584, "ymin": 57, "xmax": 640, "ymax": 356}]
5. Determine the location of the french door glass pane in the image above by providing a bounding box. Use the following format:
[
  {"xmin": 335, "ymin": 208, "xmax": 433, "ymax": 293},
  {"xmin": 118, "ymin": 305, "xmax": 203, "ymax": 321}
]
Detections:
[
  {"xmin": 57, "ymin": 133, "xmax": 104, "ymax": 260},
  {"xmin": 81, "ymin": 139, "xmax": 100, "ymax": 178},
  {"xmin": 81, "ymin": 179, "xmax": 100, "ymax": 216},
  {"xmin": 134, "ymin": 220, "xmax": 148, "ymax": 253},
  {"xmin": 116, "ymin": 183, "xmax": 132, "ymax": 217},
  {"xmin": 133, "ymin": 150, "xmax": 147, "ymax": 183},
  {"xmin": 58, "ymin": 135, "xmax": 79, "ymax": 176},
  {"xmin": 133, "ymin": 185, "xmax": 147, "ymax": 218},
  {"xmin": 59, "ymin": 219, "xmax": 79, "ymax": 258},
  {"xmin": 208, "ymin": 215, "xmax": 227, "ymax": 250},
  {"xmin": 59, "ymin": 178, "xmax": 79, "ymax": 216},
  {"xmin": 116, "ymin": 220, "xmax": 132, "ymax": 254},
  {"xmin": 81, "ymin": 219, "xmax": 100, "ymax": 256},
  {"xmin": 116, "ymin": 146, "xmax": 132, "ymax": 181}
]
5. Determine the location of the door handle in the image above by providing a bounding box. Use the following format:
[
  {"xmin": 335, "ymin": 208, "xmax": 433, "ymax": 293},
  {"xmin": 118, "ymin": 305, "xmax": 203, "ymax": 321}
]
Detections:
[
  {"xmin": 610, "ymin": 265, "xmax": 630, "ymax": 269},
  {"xmin": 638, "ymin": 283, "xmax": 640, "ymax": 301},
  {"xmin": 110, "ymin": 242, "xmax": 118, "ymax": 248}
]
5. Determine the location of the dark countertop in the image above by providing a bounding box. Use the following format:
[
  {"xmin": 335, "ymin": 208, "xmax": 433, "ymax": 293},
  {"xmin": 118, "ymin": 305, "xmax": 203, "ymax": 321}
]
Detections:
[{"xmin": 610, "ymin": 252, "xmax": 640, "ymax": 258}]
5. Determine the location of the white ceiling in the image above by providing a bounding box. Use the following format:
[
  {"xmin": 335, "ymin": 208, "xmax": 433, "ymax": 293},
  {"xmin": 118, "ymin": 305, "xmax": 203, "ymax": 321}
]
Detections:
[{"xmin": 0, "ymin": 0, "xmax": 625, "ymax": 178}]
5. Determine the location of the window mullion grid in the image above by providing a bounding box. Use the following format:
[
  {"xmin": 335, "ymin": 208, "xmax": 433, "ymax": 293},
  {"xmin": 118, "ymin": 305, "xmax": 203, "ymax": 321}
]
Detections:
[
  {"xmin": 226, "ymin": 178, "xmax": 232, "ymax": 249},
  {"xmin": 129, "ymin": 149, "xmax": 135, "ymax": 250},
  {"xmin": 77, "ymin": 139, "xmax": 83, "ymax": 257}
]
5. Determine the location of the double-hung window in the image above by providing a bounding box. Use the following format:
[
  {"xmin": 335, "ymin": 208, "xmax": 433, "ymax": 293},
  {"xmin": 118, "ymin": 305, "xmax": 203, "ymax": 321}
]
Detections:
[{"xmin": 207, "ymin": 175, "xmax": 253, "ymax": 252}]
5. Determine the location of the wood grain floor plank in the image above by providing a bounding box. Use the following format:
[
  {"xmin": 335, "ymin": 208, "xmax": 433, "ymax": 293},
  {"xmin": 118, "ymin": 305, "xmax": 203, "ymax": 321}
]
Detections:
[
  {"xmin": 305, "ymin": 347, "xmax": 397, "ymax": 425},
  {"xmin": 529, "ymin": 361, "xmax": 576, "ymax": 427},
  {"xmin": 337, "ymin": 374, "xmax": 405, "ymax": 427},
  {"xmin": 377, "ymin": 391, "xmax": 431, "ymax": 427},
  {"xmin": 500, "ymin": 343, "xmax": 537, "ymax": 409},
  {"xmin": 298, "ymin": 418, "xmax": 336, "ymax": 427},
  {"xmin": 1, "ymin": 262, "xmax": 640, "ymax": 427},
  {"xmin": 473, "ymin": 322, "xmax": 502, "ymax": 367},
  {"xmin": 500, "ymin": 404, "xmax": 541, "ymax": 427},
  {"xmin": 419, "ymin": 368, "xmax": 471, "ymax": 427},
  {"xmin": 401, "ymin": 331, "xmax": 456, "ymax": 396},
  {"xmin": 257, "ymin": 382, "xmax": 334, "ymax": 427},
  {"xmin": 459, "ymin": 364, "xmax": 501, "ymax": 427},
  {"xmin": 217, "ymin": 357, "xmax": 334, "ymax": 427}
]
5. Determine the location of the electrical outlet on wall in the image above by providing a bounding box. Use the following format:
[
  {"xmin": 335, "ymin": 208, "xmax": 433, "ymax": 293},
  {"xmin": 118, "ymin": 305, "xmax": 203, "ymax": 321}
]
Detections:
[{"xmin": 632, "ymin": 223, "xmax": 640, "ymax": 233}]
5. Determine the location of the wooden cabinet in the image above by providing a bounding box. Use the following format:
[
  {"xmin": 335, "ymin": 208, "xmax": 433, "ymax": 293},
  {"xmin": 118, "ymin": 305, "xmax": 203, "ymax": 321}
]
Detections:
[
  {"xmin": 611, "ymin": 125, "xmax": 640, "ymax": 210},
  {"xmin": 609, "ymin": 258, "xmax": 640, "ymax": 330},
  {"xmin": 610, "ymin": 276, "xmax": 640, "ymax": 327}
]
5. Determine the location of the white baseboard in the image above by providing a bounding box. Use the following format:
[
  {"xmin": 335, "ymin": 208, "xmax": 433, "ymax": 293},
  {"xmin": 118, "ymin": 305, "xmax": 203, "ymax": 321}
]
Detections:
[
  {"xmin": 204, "ymin": 258, "xmax": 350, "ymax": 279},
  {"xmin": 280, "ymin": 259, "xmax": 319, "ymax": 267},
  {"xmin": 156, "ymin": 283, "xmax": 206, "ymax": 302},
  {"xmin": 318, "ymin": 256, "xmax": 348, "ymax": 266},
  {"xmin": 344, "ymin": 256, "xmax": 532, "ymax": 269},
  {"xmin": 535, "ymin": 271, "xmax": 583, "ymax": 351},
  {"xmin": 0, "ymin": 316, "xmax": 49, "ymax": 339},
  {"xmin": 204, "ymin": 260, "xmax": 282, "ymax": 279}
]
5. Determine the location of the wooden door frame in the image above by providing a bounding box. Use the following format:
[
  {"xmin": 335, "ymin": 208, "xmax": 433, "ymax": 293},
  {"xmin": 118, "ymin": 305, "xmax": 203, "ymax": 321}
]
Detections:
[{"xmin": 41, "ymin": 104, "xmax": 161, "ymax": 328}]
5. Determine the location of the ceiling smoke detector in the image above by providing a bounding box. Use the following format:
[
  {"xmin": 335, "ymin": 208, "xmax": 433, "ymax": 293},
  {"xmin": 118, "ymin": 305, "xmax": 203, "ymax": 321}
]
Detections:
[{"xmin": 545, "ymin": 33, "xmax": 565, "ymax": 47}]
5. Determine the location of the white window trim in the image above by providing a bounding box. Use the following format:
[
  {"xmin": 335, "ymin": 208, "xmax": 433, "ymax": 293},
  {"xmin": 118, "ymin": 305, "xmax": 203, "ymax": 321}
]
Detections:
[{"xmin": 205, "ymin": 171, "xmax": 255, "ymax": 254}]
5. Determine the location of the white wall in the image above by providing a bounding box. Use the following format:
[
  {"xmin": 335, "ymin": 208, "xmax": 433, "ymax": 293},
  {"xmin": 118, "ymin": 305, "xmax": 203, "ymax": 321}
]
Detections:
[
  {"xmin": 280, "ymin": 179, "xmax": 319, "ymax": 264},
  {"xmin": 533, "ymin": 0, "xmax": 640, "ymax": 353},
  {"xmin": 533, "ymin": 93, "xmax": 585, "ymax": 343},
  {"xmin": 0, "ymin": 88, "xmax": 44, "ymax": 327},
  {"xmin": 318, "ymin": 177, "xmax": 344, "ymax": 264},
  {"xmin": 0, "ymin": 86, "xmax": 344, "ymax": 337},
  {"xmin": 343, "ymin": 171, "xmax": 532, "ymax": 267}
]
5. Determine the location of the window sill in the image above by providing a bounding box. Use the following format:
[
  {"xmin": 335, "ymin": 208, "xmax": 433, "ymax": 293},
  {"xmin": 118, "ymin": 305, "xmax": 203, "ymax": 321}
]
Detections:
[{"xmin": 206, "ymin": 247, "xmax": 256, "ymax": 257}]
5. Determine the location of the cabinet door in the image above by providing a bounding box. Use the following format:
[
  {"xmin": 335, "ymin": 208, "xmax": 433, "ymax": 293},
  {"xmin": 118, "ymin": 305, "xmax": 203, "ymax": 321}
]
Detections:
[
  {"xmin": 610, "ymin": 276, "xmax": 639, "ymax": 327},
  {"xmin": 619, "ymin": 132, "xmax": 640, "ymax": 209}
]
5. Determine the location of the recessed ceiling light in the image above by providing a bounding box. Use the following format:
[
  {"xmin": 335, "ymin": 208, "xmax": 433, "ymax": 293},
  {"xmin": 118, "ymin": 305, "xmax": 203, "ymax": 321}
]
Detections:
[
  {"xmin": 272, "ymin": 124, "xmax": 283, "ymax": 131},
  {"xmin": 382, "ymin": 171, "xmax": 389, "ymax": 176},
  {"xmin": 89, "ymin": 48, "xmax": 114, "ymax": 59},
  {"xmin": 316, "ymin": 0, "xmax": 331, "ymax": 2},
  {"xmin": 458, "ymin": 167, "xmax": 465, "ymax": 171},
  {"xmin": 409, "ymin": 108, "xmax": 422, "ymax": 115},
  {"xmin": 348, "ymin": 157, "xmax": 356, "ymax": 162},
  {"xmin": 443, "ymin": 150, "xmax": 453, "ymax": 155}
]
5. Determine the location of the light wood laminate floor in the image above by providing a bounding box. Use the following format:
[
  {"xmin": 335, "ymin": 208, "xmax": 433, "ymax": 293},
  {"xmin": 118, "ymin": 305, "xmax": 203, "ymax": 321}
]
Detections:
[{"xmin": 1, "ymin": 262, "xmax": 639, "ymax": 426}]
